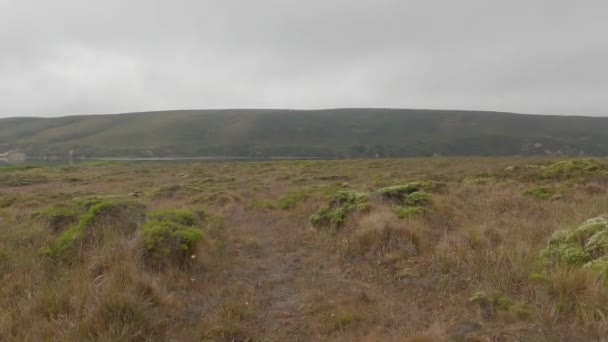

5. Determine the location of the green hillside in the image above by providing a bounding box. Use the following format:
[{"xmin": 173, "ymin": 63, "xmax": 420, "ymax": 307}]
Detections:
[{"xmin": 1, "ymin": 108, "xmax": 608, "ymax": 158}]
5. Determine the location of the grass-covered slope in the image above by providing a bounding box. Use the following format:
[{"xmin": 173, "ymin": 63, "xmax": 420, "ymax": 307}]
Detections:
[{"xmin": 3, "ymin": 108, "xmax": 608, "ymax": 158}]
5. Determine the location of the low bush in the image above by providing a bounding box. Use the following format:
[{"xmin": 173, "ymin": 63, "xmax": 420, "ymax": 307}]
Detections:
[
  {"xmin": 376, "ymin": 181, "xmax": 443, "ymax": 204},
  {"xmin": 404, "ymin": 191, "xmax": 431, "ymax": 206},
  {"xmin": 310, "ymin": 190, "xmax": 369, "ymax": 229},
  {"xmin": 34, "ymin": 205, "xmax": 81, "ymax": 232},
  {"xmin": 540, "ymin": 216, "xmax": 608, "ymax": 277},
  {"xmin": 48, "ymin": 200, "xmax": 147, "ymax": 259},
  {"xmin": 543, "ymin": 159, "xmax": 608, "ymax": 180},
  {"xmin": 149, "ymin": 208, "xmax": 202, "ymax": 226},
  {"xmin": 141, "ymin": 208, "xmax": 205, "ymax": 265}
]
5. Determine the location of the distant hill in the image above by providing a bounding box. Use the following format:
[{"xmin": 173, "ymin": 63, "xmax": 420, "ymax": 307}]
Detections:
[{"xmin": 1, "ymin": 109, "xmax": 608, "ymax": 159}]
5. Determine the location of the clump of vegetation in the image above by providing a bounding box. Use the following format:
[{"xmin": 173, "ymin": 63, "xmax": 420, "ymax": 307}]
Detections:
[
  {"xmin": 0, "ymin": 165, "xmax": 43, "ymax": 173},
  {"xmin": 469, "ymin": 291, "xmax": 533, "ymax": 320},
  {"xmin": 149, "ymin": 208, "xmax": 204, "ymax": 226},
  {"xmin": 310, "ymin": 190, "xmax": 369, "ymax": 229},
  {"xmin": 329, "ymin": 309, "xmax": 361, "ymax": 332},
  {"xmin": 71, "ymin": 195, "xmax": 107, "ymax": 210},
  {"xmin": 539, "ymin": 216, "xmax": 608, "ymax": 275},
  {"xmin": 277, "ymin": 190, "xmax": 309, "ymax": 210},
  {"xmin": 48, "ymin": 200, "xmax": 147, "ymax": 258},
  {"xmin": 351, "ymin": 209, "xmax": 420, "ymax": 258},
  {"xmin": 0, "ymin": 172, "xmax": 49, "ymax": 187},
  {"xmin": 543, "ymin": 159, "xmax": 608, "ymax": 179},
  {"xmin": 204, "ymin": 191, "xmax": 242, "ymax": 206},
  {"xmin": 247, "ymin": 199, "xmax": 276, "ymax": 210},
  {"xmin": 33, "ymin": 205, "xmax": 81, "ymax": 232},
  {"xmin": 0, "ymin": 194, "xmax": 18, "ymax": 208},
  {"xmin": 150, "ymin": 184, "xmax": 198, "ymax": 200},
  {"xmin": 394, "ymin": 206, "xmax": 426, "ymax": 219},
  {"xmin": 377, "ymin": 181, "xmax": 438, "ymax": 220},
  {"xmin": 376, "ymin": 181, "xmax": 444, "ymax": 204},
  {"xmin": 523, "ymin": 186, "xmax": 555, "ymax": 200},
  {"xmin": 141, "ymin": 208, "xmax": 204, "ymax": 265},
  {"xmin": 404, "ymin": 191, "xmax": 431, "ymax": 206}
]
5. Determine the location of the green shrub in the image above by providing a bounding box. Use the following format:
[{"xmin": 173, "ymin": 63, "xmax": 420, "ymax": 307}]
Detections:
[
  {"xmin": 310, "ymin": 191, "xmax": 369, "ymax": 229},
  {"xmin": 583, "ymin": 256, "xmax": 608, "ymax": 278},
  {"xmin": 71, "ymin": 195, "xmax": 106, "ymax": 210},
  {"xmin": 539, "ymin": 216, "xmax": 608, "ymax": 276},
  {"xmin": 376, "ymin": 181, "xmax": 443, "ymax": 204},
  {"xmin": 149, "ymin": 208, "xmax": 200, "ymax": 226},
  {"xmin": 376, "ymin": 184, "xmax": 421, "ymax": 203},
  {"xmin": 141, "ymin": 221, "xmax": 203, "ymax": 260},
  {"xmin": 543, "ymin": 159, "xmax": 608, "ymax": 179},
  {"xmin": 34, "ymin": 205, "xmax": 81, "ymax": 232},
  {"xmin": 404, "ymin": 191, "xmax": 431, "ymax": 206},
  {"xmin": 141, "ymin": 208, "xmax": 205, "ymax": 264},
  {"xmin": 49, "ymin": 200, "xmax": 147, "ymax": 258}
]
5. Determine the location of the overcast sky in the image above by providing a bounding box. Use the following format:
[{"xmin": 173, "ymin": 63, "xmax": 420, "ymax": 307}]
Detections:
[{"xmin": 1, "ymin": 0, "xmax": 607, "ymax": 117}]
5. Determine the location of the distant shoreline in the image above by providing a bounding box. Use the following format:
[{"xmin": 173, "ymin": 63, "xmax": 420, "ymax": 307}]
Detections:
[{"xmin": 0, "ymin": 156, "xmax": 342, "ymax": 164}]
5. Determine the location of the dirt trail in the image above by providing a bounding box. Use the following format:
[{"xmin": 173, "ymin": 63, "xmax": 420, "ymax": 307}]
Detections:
[
  {"xmin": 191, "ymin": 200, "xmax": 442, "ymax": 341},
  {"xmin": 222, "ymin": 205, "xmax": 311, "ymax": 340}
]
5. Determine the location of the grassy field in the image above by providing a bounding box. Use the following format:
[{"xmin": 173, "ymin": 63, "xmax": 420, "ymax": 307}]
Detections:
[{"xmin": 2, "ymin": 157, "xmax": 608, "ymax": 341}]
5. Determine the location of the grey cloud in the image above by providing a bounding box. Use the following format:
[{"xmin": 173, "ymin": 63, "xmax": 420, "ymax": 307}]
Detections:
[{"xmin": 0, "ymin": 0, "xmax": 607, "ymax": 117}]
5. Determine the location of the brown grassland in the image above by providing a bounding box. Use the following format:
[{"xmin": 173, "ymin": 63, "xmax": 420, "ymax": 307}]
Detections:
[{"xmin": 2, "ymin": 157, "xmax": 608, "ymax": 341}]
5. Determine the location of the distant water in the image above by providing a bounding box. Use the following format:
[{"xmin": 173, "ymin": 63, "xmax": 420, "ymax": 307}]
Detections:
[{"xmin": 0, "ymin": 156, "xmax": 336, "ymax": 167}]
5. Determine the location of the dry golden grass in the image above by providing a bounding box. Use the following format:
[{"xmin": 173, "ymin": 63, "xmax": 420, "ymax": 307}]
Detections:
[{"xmin": 2, "ymin": 157, "xmax": 608, "ymax": 340}]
